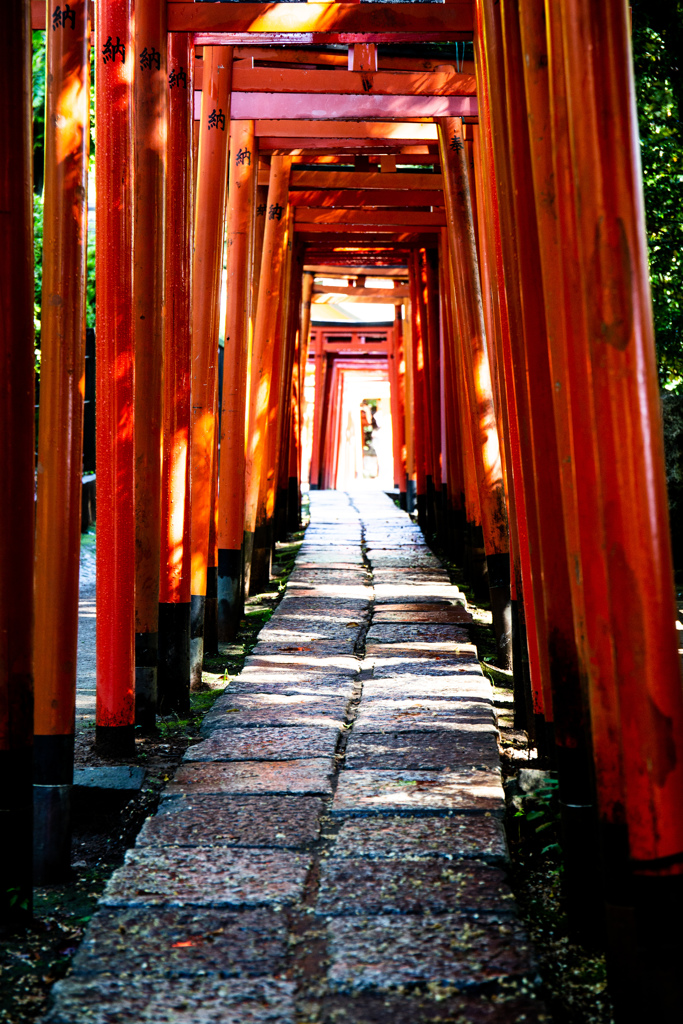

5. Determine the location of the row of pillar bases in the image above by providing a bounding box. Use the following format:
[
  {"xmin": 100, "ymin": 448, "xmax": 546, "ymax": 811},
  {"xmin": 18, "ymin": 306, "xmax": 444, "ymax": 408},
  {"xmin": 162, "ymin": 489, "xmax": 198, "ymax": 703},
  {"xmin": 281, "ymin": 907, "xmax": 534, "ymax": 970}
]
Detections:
[{"xmin": 2, "ymin": 0, "xmax": 683, "ymax": 1016}]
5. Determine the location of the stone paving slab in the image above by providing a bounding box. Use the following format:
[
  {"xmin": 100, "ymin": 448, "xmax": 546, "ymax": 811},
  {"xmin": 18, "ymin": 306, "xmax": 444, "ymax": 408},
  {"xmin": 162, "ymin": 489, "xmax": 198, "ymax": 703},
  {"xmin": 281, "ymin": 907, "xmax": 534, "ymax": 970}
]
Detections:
[
  {"xmin": 314, "ymin": 993, "xmax": 548, "ymax": 1024},
  {"xmin": 366, "ymin": 623, "xmax": 471, "ymax": 645},
  {"xmin": 223, "ymin": 676, "xmax": 356, "ymax": 698},
  {"xmin": 184, "ymin": 727, "xmax": 341, "ymax": 763},
  {"xmin": 331, "ymin": 769, "xmax": 505, "ymax": 816},
  {"xmin": 317, "ymin": 858, "xmax": 514, "ymax": 916},
  {"xmin": 201, "ymin": 694, "xmax": 350, "ymax": 732},
  {"xmin": 373, "ymin": 605, "xmax": 472, "ymax": 624},
  {"xmin": 353, "ymin": 699, "xmax": 496, "ymax": 734},
  {"xmin": 43, "ymin": 976, "xmax": 296, "ymax": 1024},
  {"xmin": 269, "ymin": 599, "xmax": 370, "ymax": 614},
  {"xmin": 325, "ymin": 913, "xmax": 534, "ymax": 993},
  {"xmin": 257, "ymin": 619, "xmax": 364, "ymax": 643},
  {"xmin": 249, "ymin": 641, "xmax": 358, "ymax": 660},
  {"xmin": 361, "ymin": 678, "xmax": 490, "ymax": 700},
  {"xmin": 372, "ymin": 568, "xmax": 451, "ymax": 582},
  {"xmin": 284, "ymin": 585, "xmax": 373, "ymax": 601},
  {"xmin": 244, "ymin": 652, "xmax": 361, "ymax": 676},
  {"xmin": 344, "ymin": 730, "xmax": 500, "ymax": 770},
  {"xmin": 167, "ymin": 759, "xmax": 335, "ymax": 795},
  {"xmin": 101, "ymin": 847, "xmax": 312, "ymax": 908},
  {"xmin": 138, "ymin": 794, "xmax": 324, "ymax": 848},
  {"xmin": 373, "ymin": 585, "xmax": 464, "ymax": 604},
  {"xmin": 331, "ymin": 816, "xmax": 508, "ymax": 863},
  {"xmin": 71, "ymin": 906, "xmax": 288, "ymax": 978},
  {"xmin": 369, "ymin": 656, "xmax": 482, "ymax": 677}
]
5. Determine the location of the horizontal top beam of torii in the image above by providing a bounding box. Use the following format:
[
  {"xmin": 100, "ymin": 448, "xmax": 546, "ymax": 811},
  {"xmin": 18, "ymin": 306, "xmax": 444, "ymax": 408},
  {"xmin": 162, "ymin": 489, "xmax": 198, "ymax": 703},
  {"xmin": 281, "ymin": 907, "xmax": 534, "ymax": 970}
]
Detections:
[{"xmin": 32, "ymin": 2, "xmax": 474, "ymax": 41}]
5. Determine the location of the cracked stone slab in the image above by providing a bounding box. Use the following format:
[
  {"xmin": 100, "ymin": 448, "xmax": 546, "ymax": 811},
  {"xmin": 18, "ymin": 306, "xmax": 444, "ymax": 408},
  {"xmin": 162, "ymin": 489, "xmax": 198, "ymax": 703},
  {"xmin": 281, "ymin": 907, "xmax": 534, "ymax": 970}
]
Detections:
[
  {"xmin": 137, "ymin": 794, "xmax": 323, "ymax": 848},
  {"xmin": 353, "ymin": 698, "xmax": 496, "ymax": 734},
  {"xmin": 331, "ymin": 769, "xmax": 505, "ymax": 816},
  {"xmin": 369, "ymin": 656, "xmax": 481, "ymax": 678},
  {"xmin": 373, "ymin": 605, "xmax": 472, "ymax": 624},
  {"xmin": 288, "ymin": 570, "xmax": 369, "ymax": 584},
  {"xmin": 325, "ymin": 913, "xmax": 534, "ymax": 994},
  {"xmin": 366, "ymin": 623, "xmax": 471, "ymax": 645},
  {"xmin": 101, "ymin": 847, "xmax": 312, "ymax": 908},
  {"xmin": 184, "ymin": 727, "xmax": 341, "ymax": 763},
  {"xmin": 372, "ymin": 569, "xmax": 451, "ymax": 583},
  {"xmin": 43, "ymin": 976, "xmax": 296, "ymax": 1024},
  {"xmin": 374, "ymin": 585, "xmax": 464, "ymax": 604},
  {"xmin": 284, "ymin": 585, "xmax": 373, "ymax": 601},
  {"xmin": 71, "ymin": 906, "xmax": 288, "ymax": 979},
  {"xmin": 366, "ymin": 640, "xmax": 479, "ymax": 662},
  {"xmin": 313, "ymin": 993, "xmax": 549, "ymax": 1024},
  {"xmin": 201, "ymin": 694, "xmax": 349, "ymax": 733},
  {"xmin": 317, "ymin": 858, "xmax": 515, "ymax": 916},
  {"xmin": 167, "ymin": 759, "xmax": 334, "ymax": 795},
  {"xmin": 344, "ymin": 730, "xmax": 500, "ymax": 770},
  {"xmin": 331, "ymin": 816, "xmax": 508, "ymax": 863},
  {"xmin": 270, "ymin": 599, "xmax": 370, "ymax": 614}
]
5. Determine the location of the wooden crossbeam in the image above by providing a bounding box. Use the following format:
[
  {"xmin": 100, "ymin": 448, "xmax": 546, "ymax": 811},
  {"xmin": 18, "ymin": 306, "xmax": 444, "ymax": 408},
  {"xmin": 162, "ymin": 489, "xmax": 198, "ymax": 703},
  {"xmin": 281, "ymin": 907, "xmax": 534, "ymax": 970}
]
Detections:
[
  {"xmin": 230, "ymin": 93, "xmax": 476, "ymax": 119},
  {"xmin": 295, "ymin": 209, "xmax": 445, "ymax": 226},
  {"xmin": 289, "ymin": 189, "xmax": 444, "ymax": 208},
  {"xmin": 231, "ymin": 66, "xmax": 476, "ymax": 96},
  {"xmin": 168, "ymin": 3, "xmax": 474, "ymax": 40},
  {"xmin": 313, "ymin": 284, "xmax": 409, "ymax": 298},
  {"xmin": 254, "ymin": 121, "xmax": 438, "ymax": 140},
  {"xmin": 259, "ymin": 139, "xmax": 436, "ymax": 152},
  {"xmin": 261, "ymin": 169, "xmax": 443, "ymax": 190},
  {"xmin": 306, "ymin": 265, "xmax": 408, "ymax": 276},
  {"xmin": 235, "ymin": 45, "xmax": 475, "ymax": 76}
]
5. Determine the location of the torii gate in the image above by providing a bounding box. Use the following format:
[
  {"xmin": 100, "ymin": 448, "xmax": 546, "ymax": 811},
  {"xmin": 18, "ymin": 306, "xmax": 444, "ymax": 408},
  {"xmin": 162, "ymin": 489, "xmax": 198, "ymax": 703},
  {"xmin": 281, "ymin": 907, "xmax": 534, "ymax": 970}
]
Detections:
[{"xmin": 2, "ymin": 2, "xmax": 683, "ymax": 1017}]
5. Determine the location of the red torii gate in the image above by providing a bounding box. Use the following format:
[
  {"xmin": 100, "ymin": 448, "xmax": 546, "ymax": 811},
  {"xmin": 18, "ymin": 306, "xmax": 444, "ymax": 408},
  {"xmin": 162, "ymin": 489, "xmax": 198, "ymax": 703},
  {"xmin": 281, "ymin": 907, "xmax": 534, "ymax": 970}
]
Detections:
[{"xmin": 1, "ymin": 1, "xmax": 682, "ymax": 1016}]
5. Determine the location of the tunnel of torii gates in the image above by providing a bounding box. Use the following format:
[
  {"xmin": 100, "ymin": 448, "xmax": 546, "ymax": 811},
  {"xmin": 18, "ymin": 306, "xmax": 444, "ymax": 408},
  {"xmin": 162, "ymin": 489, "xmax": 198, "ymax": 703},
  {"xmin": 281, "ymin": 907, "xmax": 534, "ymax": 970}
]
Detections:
[{"xmin": 1, "ymin": 0, "xmax": 683, "ymax": 1009}]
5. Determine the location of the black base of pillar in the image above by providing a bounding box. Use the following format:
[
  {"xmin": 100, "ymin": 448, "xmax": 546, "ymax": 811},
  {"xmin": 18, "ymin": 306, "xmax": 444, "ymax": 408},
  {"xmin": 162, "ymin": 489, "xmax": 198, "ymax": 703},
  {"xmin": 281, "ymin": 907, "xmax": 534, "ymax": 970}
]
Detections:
[
  {"xmin": 399, "ymin": 489, "xmax": 408, "ymax": 511},
  {"xmin": 249, "ymin": 522, "xmax": 271, "ymax": 596},
  {"xmin": 287, "ymin": 476, "xmax": 300, "ymax": 533},
  {"xmin": 559, "ymin": 793, "xmax": 603, "ymax": 946},
  {"xmin": 95, "ymin": 724, "xmax": 135, "ymax": 758},
  {"xmin": 33, "ymin": 734, "xmax": 73, "ymax": 884},
  {"xmin": 416, "ymin": 492, "xmax": 427, "ymax": 530},
  {"xmin": 158, "ymin": 601, "xmax": 191, "ymax": 714},
  {"xmin": 275, "ymin": 486, "xmax": 289, "ymax": 542},
  {"xmin": 0, "ymin": 748, "xmax": 33, "ymax": 926},
  {"xmin": 204, "ymin": 567, "xmax": 218, "ymax": 657},
  {"xmin": 467, "ymin": 523, "xmax": 488, "ymax": 601},
  {"xmin": 217, "ymin": 547, "xmax": 243, "ymax": 642},
  {"xmin": 486, "ymin": 553, "xmax": 512, "ymax": 672},
  {"xmin": 242, "ymin": 530, "xmax": 254, "ymax": 597},
  {"xmin": 510, "ymin": 599, "xmax": 529, "ymax": 732},
  {"xmin": 135, "ymin": 632, "xmax": 158, "ymax": 732},
  {"xmin": 190, "ymin": 594, "xmax": 205, "ymax": 691},
  {"xmin": 406, "ymin": 478, "xmax": 416, "ymax": 514}
]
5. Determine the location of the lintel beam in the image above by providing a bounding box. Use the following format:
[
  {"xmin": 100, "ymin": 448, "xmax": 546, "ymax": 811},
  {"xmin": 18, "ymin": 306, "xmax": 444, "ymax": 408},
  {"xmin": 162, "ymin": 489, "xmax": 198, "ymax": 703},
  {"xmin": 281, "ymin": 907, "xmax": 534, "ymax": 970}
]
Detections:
[{"xmin": 289, "ymin": 188, "xmax": 443, "ymax": 208}]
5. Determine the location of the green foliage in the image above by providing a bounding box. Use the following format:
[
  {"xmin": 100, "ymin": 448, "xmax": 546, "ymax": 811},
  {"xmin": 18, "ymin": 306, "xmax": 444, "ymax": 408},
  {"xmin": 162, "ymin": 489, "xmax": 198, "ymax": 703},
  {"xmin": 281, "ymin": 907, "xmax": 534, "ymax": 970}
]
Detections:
[
  {"xmin": 32, "ymin": 30, "xmax": 46, "ymax": 193},
  {"xmin": 632, "ymin": 4, "xmax": 683, "ymax": 391}
]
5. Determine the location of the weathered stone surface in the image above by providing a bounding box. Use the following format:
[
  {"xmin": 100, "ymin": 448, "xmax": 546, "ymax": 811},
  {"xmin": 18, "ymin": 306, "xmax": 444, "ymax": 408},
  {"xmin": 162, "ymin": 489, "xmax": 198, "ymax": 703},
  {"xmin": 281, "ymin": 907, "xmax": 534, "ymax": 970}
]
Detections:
[
  {"xmin": 137, "ymin": 794, "xmax": 323, "ymax": 848},
  {"xmin": 44, "ymin": 976, "xmax": 296, "ymax": 1023},
  {"xmin": 369, "ymin": 656, "xmax": 481, "ymax": 678},
  {"xmin": 244, "ymin": 652, "xmax": 360, "ymax": 676},
  {"xmin": 367, "ymin": 641, "xmax": 477, "ymax": 660},
  {"xmin": 331, "ymin": 769, "xmax": 505, "ymax": 816},
  {"xmin": 373, "ymin": 604, "xmax": 472, "ymax": 624},
  {"xmin": 249, "ymin": 641, "xmax": 358, "ymax": 660},
  {"xmin": 72, "ymin": 907, "xmax": 288, "ymax": 978},
  {"xmin": 270, "ymin": 599, "xmax": 370, "ymax": 615},
  {"xmin": 287, "ymin": 570, "xmax": 369, "ymax": 585},
  {"xmin": 184, "ymin": 727, "xmax": 341, "ymax": 763},
  {"xmin": 361, "ymin": 678, "xmax": 490, "ymax": 701},
  {"xmin": 73, "ymin": 766, "xmax": 146, "ymax": 792},
  {"xmin": 201, "ymin": 694, "xmax": 349, "ymax": 733},
  {"xmin": 284, "ymin": 585, "xmax": 372, "ymax": 601},
  {"xmin": 317, "ymin": 858, "xmax": 515, "ymax": 916},
  {"xmin": 101, "ymin": 847, "xmax": 312, "ymax": 907},
  {"xmin": 369, "ymin": 555, "xmax": 442, "ymax": 569},
  {"xmin": 257, "ymin": 617, "xmax": 364, "ymax": 643},
  {"xmin": 344, "ymin": 730, "xmax": 500, "ymax": 770},
  {"xmin": 167, "ymin": 759, "xmax": 334, "ymax": 795},
  {"xmin": 372, "ymin": 568, "xmax": 451, "ymax": 583},
  {"xmin": 366, "ymin": 623, "xmax": 471, "ymax": 645},
  {"xmin": 325, "ymin": 913, "xmax": 534, "ymax": 992},
  {"xmin": 225, "ymin": 676, "xmax": 356, "ymax": 698},
  {"xmin": 331, "ymin": 816, "xmax": 508, "ymax": 863},
  {"xmin": 353, "ymin": 699, "xmax": 495, "ymax": 734},
  {"xmin": 314, "ymin": 993, "xmax": 549, "ymax": 1024},
  {"xmin": 374, "ymin": 584, "xmax": 463, "ymax": 604}
]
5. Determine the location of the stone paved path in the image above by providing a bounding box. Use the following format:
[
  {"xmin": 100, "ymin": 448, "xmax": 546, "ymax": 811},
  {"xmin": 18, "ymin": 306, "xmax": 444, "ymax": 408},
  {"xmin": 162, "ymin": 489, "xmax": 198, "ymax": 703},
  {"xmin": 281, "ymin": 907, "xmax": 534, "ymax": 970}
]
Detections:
[{"xmin": 44, "ymin": 491, "xmax": 546, "ymax": 1023}]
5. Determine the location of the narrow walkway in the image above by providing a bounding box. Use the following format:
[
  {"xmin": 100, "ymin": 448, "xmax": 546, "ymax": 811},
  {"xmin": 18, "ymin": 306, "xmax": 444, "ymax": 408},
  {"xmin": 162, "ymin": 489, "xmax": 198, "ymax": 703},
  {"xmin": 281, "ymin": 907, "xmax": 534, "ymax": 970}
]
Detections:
[{"xmin": 45, "ymin": 491, "xmax": 544, "ymax": 1024}]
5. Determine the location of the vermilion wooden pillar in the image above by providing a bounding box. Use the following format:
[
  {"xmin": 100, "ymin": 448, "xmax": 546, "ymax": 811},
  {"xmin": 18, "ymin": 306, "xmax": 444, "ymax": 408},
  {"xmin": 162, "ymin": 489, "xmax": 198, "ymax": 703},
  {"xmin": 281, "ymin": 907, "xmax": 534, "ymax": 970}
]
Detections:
[
  {"xmin": 439, "ymin": 118, "xmax": 511, "ymax": 667},
  {"xmin": 189, "ymin": 45, "xmax": 232, "ymax": 688},
  {"xmin": 473, "ymin": 27, "xmax": 545, "ymax": 732},
  {"xmin": 244, "ymin": 155, "xmax": 292, "ymax": 594},
  {"xmin": 438, "ymin": 236, "xmax": 466, "ymax": 563},
  {"xmin": 0, "ymin": 0, "xmax": 34, "ymax": 924},
  {"xmin": 133, "ymin": 0, "xmax": 167, "ymax": 729},
  {"xmin": 33, "ymin": 0, "xmax": 90, "ymax": 883},
  {"xmin": 556, "ymin": 1, "xmax": 683, "ymax": 1005},
  {"xmin": 217, "ymin": 119, "xmax": 256, "ymax": 640},
  {"xmin": 158, "ymin": 31, "xmax": 193, "ymax": 714},
  {"xmin": 408, "ymin": 253, "xmax": 428, "ymax": 527},
  {"xmin": 95, "ymin": 0, "xmax": 135, "ymax": 756}
]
